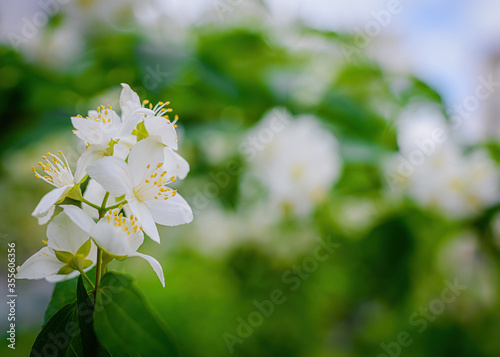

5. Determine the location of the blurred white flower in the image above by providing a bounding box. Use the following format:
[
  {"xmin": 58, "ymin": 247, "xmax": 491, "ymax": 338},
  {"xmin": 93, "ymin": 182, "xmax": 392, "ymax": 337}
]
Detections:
[
  {"xmin": 408, "ymin": 145, "xmax": 500, "ymax": 218},
  {"xmin": 388, "ymin": 103, "xmax": 500, "ymax": 218},
  {"xmin": 438, "ymin": 231, "xmax": 496, "ymax": 307},
  {"xmin": 246, "ymin": 108, "xmax": 342, "ymax": 216},
  {"xmin": 190, "ymin": 203, "xmax": 245, "ymax": 257},
  {"xmin": 396, "ymin": 104, "xmax": 449, "ymax": 155}
]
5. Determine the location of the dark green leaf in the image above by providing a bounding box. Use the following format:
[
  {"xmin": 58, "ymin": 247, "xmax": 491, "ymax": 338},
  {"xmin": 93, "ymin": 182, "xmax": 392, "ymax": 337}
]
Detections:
[
  {"xmin": 44, "ymin": 267, "xmax": 96, "ymax": 324},
  {"xmin": 76, "ymin": 276, "xmax": 111, "ymax": 357},
  {"xmin": 94, "ymin": 272, "xmax": 181, "ymax": 357},
  {"xmin": 31, "ymin": 301, "xmax": 83, "ymax": 357}
]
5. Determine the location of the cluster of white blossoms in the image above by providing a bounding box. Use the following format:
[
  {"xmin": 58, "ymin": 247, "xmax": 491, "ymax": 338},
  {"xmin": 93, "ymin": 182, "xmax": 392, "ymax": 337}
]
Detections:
[
  {"xmin": 17, "ymin": 84, "xmax": 193, "ymax": 287},
  {"xmin": 246, "ymin": 108, "xmax": 342, "ymax": 216},
  {"xmin": 390, "ymin": 104, "xmax": 500, "ymax": 218}
]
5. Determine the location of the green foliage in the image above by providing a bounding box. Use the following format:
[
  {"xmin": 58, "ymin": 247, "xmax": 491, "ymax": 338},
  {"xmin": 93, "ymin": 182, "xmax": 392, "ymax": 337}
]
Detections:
[
  {"xmin": 44, "ymin": 268, "xmax": 96, "ymax": 324},
  {"xmin": 94, "ymin": 272, "xmax": 181, "ymax": 357},
  {"xmin": 76, "ymin": 276, "xmax": 110, "ymax": 357},
  {"xmin": 31, "ymin": 300, "xmax": 82, "ymax": 357},
  {"xmin": 34, "ymin": 276, "xmax": 100, "ymax": 357}
]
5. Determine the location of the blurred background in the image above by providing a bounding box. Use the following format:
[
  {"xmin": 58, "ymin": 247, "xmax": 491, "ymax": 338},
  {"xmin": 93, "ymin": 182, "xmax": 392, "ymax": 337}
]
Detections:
[{"xmin": 2, "ymin": 0, "xmax": 500, "ymax": 356}]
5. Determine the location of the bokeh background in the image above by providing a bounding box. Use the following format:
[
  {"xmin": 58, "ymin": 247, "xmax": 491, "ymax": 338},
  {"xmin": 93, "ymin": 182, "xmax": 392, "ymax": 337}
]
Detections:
[{"xmin": 2, "ymin": 0, "xmax": 500, "ymax": 356}]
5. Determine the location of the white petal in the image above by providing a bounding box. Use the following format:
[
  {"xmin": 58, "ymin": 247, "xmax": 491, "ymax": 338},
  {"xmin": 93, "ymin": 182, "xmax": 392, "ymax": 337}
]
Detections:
[
  {"xmin": 74, "ymin": 145, "xmax": 107, "ymax": 183},
  {"xmin": 32, "ymin": 185, "xmax": 72, "ymax": 224},
  {"xmin": 47, "ymin": 210, "xmax": 91, "ymax": 253},
  {"xmin": 109, "ymin": 109, "xmax": 122, "ymax": 132},
  {"xmin": 128, "ymin": 137, "xmax": 166, "ymax": 186},
  {"xmin": 120, "ymin": 83, "xmax": 141, "ymax": 121},
  {"xmin": 90, "ymin": 219, "xmax": 143, "ymax": 257},
  {"xmin": 113, "ymin": 142, "xmax": 131, "ymax": 160},
  {"xmin": 129, "ymin": 252, "xmax": 165, "ymax": 287},
  {"xmin": 129, "ymin": 229, "xmax": 145, "ymax": 252},
  {"xmin": 16, "ymin": 247, "xmax": 65, "ymax": 280},
  {"xmin": 60, "ymin": 205, "xmax": 96, "ymax": 236},
  {"xmin": 35, "ymin": 205, "xmax": 56, "ymax": 225},
  {"xmin": 163, "ymin": 148, "xmax": 190, "ymax": 180},
  {"xmin": 127, "ymin": 199, "xmax": 160, "ymax": 243},
  {"xmin": 117, "ymin": 112, "xmax": 141, "ymax": 140},
  {"xmin": 87, "ymin": 157, "xmax": 133, "ymax": 196},
  {"xmin": 71, "ymin": 117, "xmax": 111, "ymax": 146},
  {"xmin": 145, "ymin": 193, "xmax": 193, "ymax": 226},
  {"xmin": 82, "ymin": 179, "xmax": 106, "ymax": 219},
  {"xmin": 144, "ymin": 116, "xmax": 178, "ymax": 150}
]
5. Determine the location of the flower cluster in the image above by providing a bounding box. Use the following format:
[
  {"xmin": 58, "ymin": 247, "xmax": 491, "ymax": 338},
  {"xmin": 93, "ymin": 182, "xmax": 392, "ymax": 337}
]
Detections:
[
  {"xmin": 246, "ymin": 108, "xmax": 342, "ymax": 216},
  {"xmin": 390, "ymin": 104, "xmax": 500, "ymax": 218},
  {"xmin": 17, "ymin": 84, "xmax": 193, "ymax": 287}
]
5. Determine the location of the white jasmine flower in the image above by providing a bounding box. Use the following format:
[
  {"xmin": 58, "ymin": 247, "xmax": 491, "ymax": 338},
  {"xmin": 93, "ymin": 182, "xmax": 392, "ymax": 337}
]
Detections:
[
  {"xmin": 17, "ymin": 211, "xmax": 97, "ymax": 282},
  {"xmin": 120, "ymin": 83, "xmax": 179, "ymax": 150},
  {"xmin": 71, "ymin": 105, "xmax": 125, "ymax": 147},
  {"xmin": 87, "ymin": 137, "xmax": 193, "ymax": 243},
  {"xmin": 70, "ymin": 103, "xmax": 135, "ymax": 183},
  {"xmin": 70, "ymin": 82, "xmax": 185, "ymax": 182},
  {"xmin": 31, "ymin": 151, "xmax": 83, "ymax": 224},
  {"xmin": 61, "ymin": 205, "xmax": 165, "ymax": 287},
  {"xmin": 247, "ymin": 108, "xmax": 342, "ymax": 216}
]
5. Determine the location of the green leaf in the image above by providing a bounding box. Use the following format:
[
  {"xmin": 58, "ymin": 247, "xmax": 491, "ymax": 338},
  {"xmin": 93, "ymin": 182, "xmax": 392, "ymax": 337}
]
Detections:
[
  {"xmin": 76, "ymin": 276, "xmax": 110, "ymax": 357},
  {"xmin": 94, "ymin": 272, "xmax": 181, "ymax": 357},
  {"xmin": 44, "ymin": 267, "xmax": 96, "ymax": 324},
  {"xmin": 31, "ymin": 301, "xmax": 83, "ymax": 356}
]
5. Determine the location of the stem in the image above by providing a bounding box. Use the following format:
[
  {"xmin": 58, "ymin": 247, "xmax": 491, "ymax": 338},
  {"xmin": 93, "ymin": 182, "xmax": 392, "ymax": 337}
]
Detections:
[
  {"xmin": 101, "ymin": 191, "xmax": 110, "ymax": 210},
  {"xmin": 94, "ymin": 249, "xmax": 102, "ymax": 299},
  {"xmin": 104, "ymin": 200, "xmax": 128, "ymax": 211},
  {"xmin": 93, "ymin": 192, "xmax": 110, "ymax": 301},
  {"xmin": 79, "ymin": 269, "xmax": 95, "ymax": 290},
  {"xmin": 80, "ymin": 197, "xmax": 101, "ymax": 211}
]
